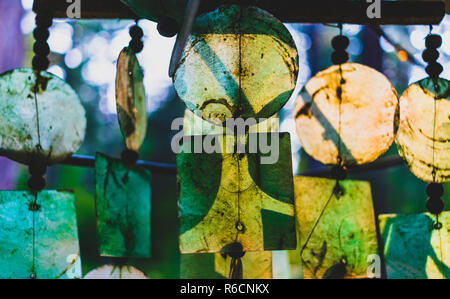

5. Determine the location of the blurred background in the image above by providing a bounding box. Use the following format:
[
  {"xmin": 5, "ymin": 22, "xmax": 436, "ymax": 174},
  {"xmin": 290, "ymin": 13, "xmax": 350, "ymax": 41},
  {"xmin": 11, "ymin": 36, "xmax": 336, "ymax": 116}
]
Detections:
[{"xmin": 0, "ymin": 0, "xmax": 448, "ymax": 278}]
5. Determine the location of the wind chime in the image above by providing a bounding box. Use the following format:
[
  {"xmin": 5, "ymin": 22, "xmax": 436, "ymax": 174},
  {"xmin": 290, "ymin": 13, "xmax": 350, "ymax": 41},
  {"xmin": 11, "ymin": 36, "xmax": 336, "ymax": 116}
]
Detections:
[
  {"xmin": 174, "ymin": 4, "xmax": 298, "ymax": 279},
  {"xmin": 293, "ymin": 25, "xmax": 399, "ymax": 279},
  {"xmin": 86, "ymin": 21, "xmax": 151, "ymax": 279},
  {"xmin": 380, "ymin": 27, "xmax": 449, "ymax": 279},
  {"xmin": 0, "ymin": 6, "xmax": 86, "ymax": 279}
]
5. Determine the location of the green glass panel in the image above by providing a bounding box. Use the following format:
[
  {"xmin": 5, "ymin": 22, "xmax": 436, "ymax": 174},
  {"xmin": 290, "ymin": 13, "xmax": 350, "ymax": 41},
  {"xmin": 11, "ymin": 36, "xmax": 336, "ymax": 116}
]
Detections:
[
  {"xmin": 178, "ymin": 133, "xmax": 296, "ymax": 253},
  {"xmin": 379, "ymin": 212, "xmax": 449, "ymax": 279},
  {"xmin": 294, "ymin": 177, "xmax": 378, "ymax": 279},
  {"xmin": 180, "ymin": 251, "xmax": 272, "ymax": 279},
  {"xmin": 95, "ymin": 153, "xmax": 152, "ymax": 258},
  {"xmin": 0, "ymin": 190, "xmax": 81, "ymax": 279}
]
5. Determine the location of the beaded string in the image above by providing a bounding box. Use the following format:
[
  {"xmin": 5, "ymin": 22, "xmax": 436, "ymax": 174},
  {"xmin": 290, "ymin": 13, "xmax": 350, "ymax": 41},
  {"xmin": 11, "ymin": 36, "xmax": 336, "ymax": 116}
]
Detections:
[
  {"xmin": 330, "ymin": 24, "xmax": 349, "ymax": 195},
  {"xmin": 300, "ymin": 27, "xmax": 350, "ymax": 264},
  {"xmin": 28, "ymin": 5, "xmax": 53, "ymax": 280},
  {"xmin": 227, "ymin": 6, "xmax": 246, "ymax": 279},
  {"xmin": 422, "ymin": 26, "xmax": 444, "ymax": 230},
  {"xmin": 120, "ymin": 21, "xmax": 145, "ymax": 256}
]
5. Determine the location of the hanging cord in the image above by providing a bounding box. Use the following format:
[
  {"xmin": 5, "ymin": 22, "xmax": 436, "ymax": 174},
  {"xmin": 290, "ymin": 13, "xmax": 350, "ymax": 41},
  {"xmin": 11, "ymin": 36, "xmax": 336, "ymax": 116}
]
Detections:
[
  {"xmin": 423, "ymin": 26, "xmax": 444, "ymax": 229},
  {"xmin": 330, "ymin": 24, "xmax": 349, "ymax": 193},
  {"xmin": 227, "ymin": 242, "xmax": 245, "ymax": 279},
  {"xmin": 226, "ymin": 7, "xmax": 246, "ymax": 280},
  {"xmin": 28, "ymin": 6, "xmax": 53, "ymax": 280},
  {"xmin": 300, "ymin": 28, "xmax": 350, "ymax": 264},
  {"xmin": 119, "ymin": 21, "xmax": 145, "ymax": 256}
]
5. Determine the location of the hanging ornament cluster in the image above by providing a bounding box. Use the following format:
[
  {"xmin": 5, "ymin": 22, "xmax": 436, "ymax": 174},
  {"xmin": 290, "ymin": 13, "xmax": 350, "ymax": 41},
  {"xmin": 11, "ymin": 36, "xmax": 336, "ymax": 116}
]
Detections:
[
  {"xmin": 176, "ymin": 5, "xmax": 298, "ymax": 279},
  {"xmin": 0, "ymin": 7, "xmax": 84, "ymax": 279},
  {"xmin": 293, "ymin": 28, "xmax": 384, "ymax": 279},
  {"xmin": 379, "ymin": 29, "xmax": 449, "ymax": 279},
  {"xmin": 94, "ymin": 21, "xmax": 152, "ymax": 263}
]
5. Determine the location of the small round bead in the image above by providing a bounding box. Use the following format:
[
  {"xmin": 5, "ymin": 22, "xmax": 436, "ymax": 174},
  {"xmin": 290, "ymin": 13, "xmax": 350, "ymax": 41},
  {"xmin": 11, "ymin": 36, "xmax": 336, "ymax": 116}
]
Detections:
[
  {"xmin": 425, "ymin": 34, "xmax": 442, "ymax": 49},
  {"xmin": 33, "ymin": 41, "xmax": 50, "ymax": 56},
  {"xmin": 35, "ymin": 15, "xmax": 53, "ymax": 28},
  {"xmin": 332, "ymin": 35, "xmax": 350, "ymax": 50},
  {"xmin": 28, "ymin": 176, "xmax": 46, "ymax": 191},
  {"xmin": 32, "ymin": 55, "xmax": 50, "ymax": 71},
  {"xmin": 426, "ymin": 197, "xmax": 444, "ymax": 215},
  {"xmin": 129, "ymin": 25, "xmax": 143, "ymax": 39},
  {"xmin": 129, "ymin": 40, "xmax": 144, "ymax": 53},
  {"xmin": 29, "ymin": 164, "xmax": 47, "ymax": 177},
  {"xmin": 331, "ymin": 165, "xmax": 347, "ymax": 181},
  {"xmin": 331, "ymin": 51, "xmax": 349, "ymax": 65},
  {"xmin": 422, "ymin": 48, "xmax": 439, "ymax": 63},
  {"xmin": 121, "ymin": 150, "xmax": 139, "ymax": 165},
  {"xmin": 426, "ymin": 62, "xmax": 443, "ymax": 77},
  {"xmin": 228, "ymin": 242, "xmax": 244, "ymax": 258},
  {"xmin": 33, "ymin": 27, "xmax": 50, "ymax": 41},
  {"xmin": 426, "ymin": 183, "xmax": 444, "ymax": 198},
  {"xmin": 235, "ymin": 221, "xmax": 246, "ymax": 233},
  {"xmin": 157, "ymin": 17, "xmax": 179, "ymax": 38}
]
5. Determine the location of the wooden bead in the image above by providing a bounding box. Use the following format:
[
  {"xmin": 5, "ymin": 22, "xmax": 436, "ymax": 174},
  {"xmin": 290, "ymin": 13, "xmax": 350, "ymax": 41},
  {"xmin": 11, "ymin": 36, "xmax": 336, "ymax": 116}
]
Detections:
[
  {"xmin": 332, "ymin": 35, "xmax": 349, "ymax": 50},
  {"xmin": 426, "ymin": 197, "xmax": 444, "ymax": 215},
  {"xmin": 331, "ymin": 51, "xmax": 349, "ymax": 65},
  {"xmin": 157, "ymin": 17, "xmax": 179, "ymax": 38},
  {"xmin": 422, "ymin": 48, "xmax": 439, "ymax": 63},
  {"xmin": 426, "ymin": 183, "xmax": 444, "ymax": 198},
  {"xmin": 425, "ymin": 62, "xmax": 443, "ymax": 77},
  {"xmin": 121, "ymin": 149, "xmax": 139, "ymax": 165},
  {"xmin": 425, "ymin": 34, "xmax": 442, "ymax": 49}
]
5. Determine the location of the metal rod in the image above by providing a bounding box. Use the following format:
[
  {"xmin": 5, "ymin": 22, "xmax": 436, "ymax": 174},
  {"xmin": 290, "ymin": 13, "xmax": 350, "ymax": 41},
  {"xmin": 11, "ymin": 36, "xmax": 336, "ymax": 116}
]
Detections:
[
  {"xmin": 59, "ymin": 155, "xmax": 177, "ymax": 175},
  {"xmin": 57, "ymin": 154, "xmax": 404, "ymax": 177},
  {"xmin": 298, "ymin": 156, "xmax": 404, "ymax": 177},
  {"xmin": 34, "ymin": 0, "xmax": 445, "ymax": 25},
  {"xmin": 1, "ymin": 153, "xmax": 404, "ymax": 176}
]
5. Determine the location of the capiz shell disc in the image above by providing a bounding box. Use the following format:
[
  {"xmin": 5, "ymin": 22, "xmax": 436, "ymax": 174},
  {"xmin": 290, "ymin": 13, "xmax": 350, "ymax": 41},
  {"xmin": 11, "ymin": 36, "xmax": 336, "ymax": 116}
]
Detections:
[
  {"xmin": 379, "ymin": 212, "xmax": 449, "ymax": 279},
  {"xmin": 0, "ymin": 191, "xmax": 82, "ymax": 279},
  {"xmin": 174, "ymin": 5, "xmax": 298, "ymax": 123},
  {"xmin": 0, "ymin": 68, "xmax": 86, "ymax": 165},
  {"xmin": 294, "ymin": 177, "xmax": 378, "ymax": 279},
  {"xmin": 294, "ymin": 63, "xmax": 398, "ymax": 165},
  {"xmin": 116, "ymin": 47, "xmax": 147, "ymax": 151},
  {"xmin": 84, "ymin": 264, "xmax": 148, "ymax": 279},
  {"xmin": 396, "ymin": 77, "xmax": 450, "ymax": 183}
]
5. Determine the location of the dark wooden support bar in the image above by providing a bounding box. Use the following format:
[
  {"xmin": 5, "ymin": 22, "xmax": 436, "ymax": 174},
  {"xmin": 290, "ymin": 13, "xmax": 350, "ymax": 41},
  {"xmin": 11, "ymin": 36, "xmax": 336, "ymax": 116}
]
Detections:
[{"xmin": 34, "ymin": 0, "xmax": 445, "ymax": 25}]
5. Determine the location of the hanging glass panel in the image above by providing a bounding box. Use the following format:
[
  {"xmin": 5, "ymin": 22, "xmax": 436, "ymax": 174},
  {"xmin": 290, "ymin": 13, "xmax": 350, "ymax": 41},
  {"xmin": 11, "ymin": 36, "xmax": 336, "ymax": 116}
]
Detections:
[
  {"xmin": 0, "ymin": 191, "xmax": 81, "ymax": 279},
  {"xmin": 180, "ymin": 251, "xmax": 272, "ymax": 279},
  {"xmin": 294, "ymin": 176, "xmax": 378, "ymax": 279},
  {"xmin": 95, "ymin": 153, "xmax": 152, "ymax": 258},
  {"xmin": 84, "ymin": 264, "xmax": 149, "ymax": 279},
  {"xmin": 178, "ymin": 133, "xmax": 296, "ymax": 253},
  {"xmin": 379, "ymin": 212, "xmax": 449, "ymax": 279}
]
